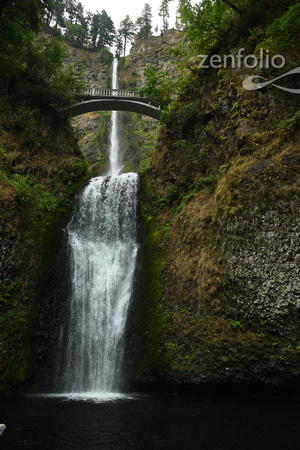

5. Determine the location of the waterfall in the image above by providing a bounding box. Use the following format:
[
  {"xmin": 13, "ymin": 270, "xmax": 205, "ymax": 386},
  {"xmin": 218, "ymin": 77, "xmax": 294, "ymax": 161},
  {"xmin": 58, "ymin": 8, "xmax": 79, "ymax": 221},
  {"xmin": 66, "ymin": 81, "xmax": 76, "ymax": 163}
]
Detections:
[
  {"xmin": 55, "ymin": 59, "xmax": 138, "ymax": 395},
  {"xmin": 109, "ymin": 58, "xmax": 122, "ymax": 176}
]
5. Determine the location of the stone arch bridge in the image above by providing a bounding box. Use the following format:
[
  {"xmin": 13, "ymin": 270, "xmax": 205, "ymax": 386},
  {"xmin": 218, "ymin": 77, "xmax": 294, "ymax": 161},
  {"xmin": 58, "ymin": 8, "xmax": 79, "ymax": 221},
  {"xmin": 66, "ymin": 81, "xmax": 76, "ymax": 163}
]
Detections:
[{"xmin": 58, "ymin": 88, "xmax": 162, "ymax": 120}]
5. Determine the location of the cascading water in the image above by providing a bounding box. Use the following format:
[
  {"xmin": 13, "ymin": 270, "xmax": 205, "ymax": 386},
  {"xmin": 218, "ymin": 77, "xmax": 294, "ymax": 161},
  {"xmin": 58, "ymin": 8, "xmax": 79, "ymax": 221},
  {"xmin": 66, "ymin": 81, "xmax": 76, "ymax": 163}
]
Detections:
[
  {"xmin": 55, "ymin": 59, "xmax": 138, "ymax": 396},
  {"xmin": 109, "ymin": 57, "xmax": 122, "ymax": 176}
]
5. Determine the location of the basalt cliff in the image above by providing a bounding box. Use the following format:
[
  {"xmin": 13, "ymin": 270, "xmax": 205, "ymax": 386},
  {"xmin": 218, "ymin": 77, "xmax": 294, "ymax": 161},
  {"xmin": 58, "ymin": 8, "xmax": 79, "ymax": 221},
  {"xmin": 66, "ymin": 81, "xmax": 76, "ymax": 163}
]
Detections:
[{"xmin": 123, "ymin": 33, "xmax": 300, "ymax": 390}]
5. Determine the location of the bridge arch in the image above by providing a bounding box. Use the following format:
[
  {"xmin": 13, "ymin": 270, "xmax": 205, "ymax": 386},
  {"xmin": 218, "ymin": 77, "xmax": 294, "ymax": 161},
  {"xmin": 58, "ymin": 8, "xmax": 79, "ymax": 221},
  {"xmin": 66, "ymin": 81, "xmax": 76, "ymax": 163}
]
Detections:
[{"xmin": 59, "ymin": 98, "xmax": 161, "ymax": 120}]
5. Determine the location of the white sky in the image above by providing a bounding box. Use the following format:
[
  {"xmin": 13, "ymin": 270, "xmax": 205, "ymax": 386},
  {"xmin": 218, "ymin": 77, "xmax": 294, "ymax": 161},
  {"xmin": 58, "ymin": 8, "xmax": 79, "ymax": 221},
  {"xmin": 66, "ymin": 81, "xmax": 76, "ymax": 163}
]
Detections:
[{"xmin": 81, "ymin": 0, "xmax": 193, "ymax": 33}]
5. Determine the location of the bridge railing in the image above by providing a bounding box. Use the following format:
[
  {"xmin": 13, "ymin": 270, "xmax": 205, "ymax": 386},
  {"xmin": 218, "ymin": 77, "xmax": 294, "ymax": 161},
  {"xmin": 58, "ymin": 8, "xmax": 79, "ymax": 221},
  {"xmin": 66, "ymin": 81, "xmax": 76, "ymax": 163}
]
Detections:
[{"xmin": 78, "ymin": 88, "xmax": 148, "ymax": 99}]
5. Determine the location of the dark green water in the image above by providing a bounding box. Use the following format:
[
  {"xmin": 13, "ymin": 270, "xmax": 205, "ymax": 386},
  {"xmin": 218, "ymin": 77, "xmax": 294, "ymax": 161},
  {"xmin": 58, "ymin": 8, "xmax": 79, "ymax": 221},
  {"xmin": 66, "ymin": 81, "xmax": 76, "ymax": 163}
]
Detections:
[{"xmin": 0, "ymin": 392, "xmax": 299, "ymax": 449}]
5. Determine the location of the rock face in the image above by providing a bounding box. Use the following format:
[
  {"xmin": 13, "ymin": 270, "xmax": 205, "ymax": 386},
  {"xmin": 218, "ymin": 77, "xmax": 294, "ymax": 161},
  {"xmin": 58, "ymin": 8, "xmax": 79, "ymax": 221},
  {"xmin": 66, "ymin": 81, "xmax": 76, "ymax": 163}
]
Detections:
[
  {"xmin": 0, "ymin": 100, "xmax": 89, "ymax": 389},
  {"xmin": 130, "ymin": 34, "xmax": 300, "ymax": 389},
  {"xmin": 71, "ymin": 112, "xmax": 111, "ymax": 175},
  {"xmin": 123, "ymin": 29, "xmax": 183, "ymax": 89},
  {"xmin": 225, "ymin": 209, "xmax": 299, "ymax": 326},
  {"xmin": 63, "ymin": 45, "xmax": 111, "ymax": 89},
  {"xmin": 61, "ymin": 45, "xmax": 112, "ymax": 174}
]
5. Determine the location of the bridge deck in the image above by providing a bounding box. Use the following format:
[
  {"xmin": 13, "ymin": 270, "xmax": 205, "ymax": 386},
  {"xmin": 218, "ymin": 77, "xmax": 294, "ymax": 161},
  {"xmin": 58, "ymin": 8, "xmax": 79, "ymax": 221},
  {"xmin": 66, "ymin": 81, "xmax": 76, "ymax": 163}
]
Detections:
[
  {"xmin": 59, "ymin": 88, "xmax": 162, "ymax": 120},
  {"xmin": 75, "ymin": 94, "xmax": 153, "ymax": 103}
]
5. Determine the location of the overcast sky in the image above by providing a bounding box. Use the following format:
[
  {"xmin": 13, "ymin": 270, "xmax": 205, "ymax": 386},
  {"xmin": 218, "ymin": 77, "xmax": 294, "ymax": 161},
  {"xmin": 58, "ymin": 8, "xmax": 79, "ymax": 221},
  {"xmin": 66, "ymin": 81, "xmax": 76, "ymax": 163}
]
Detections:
[{"xmin": 81, "ymin": 0, "xmax": 185, "ymax": 33}]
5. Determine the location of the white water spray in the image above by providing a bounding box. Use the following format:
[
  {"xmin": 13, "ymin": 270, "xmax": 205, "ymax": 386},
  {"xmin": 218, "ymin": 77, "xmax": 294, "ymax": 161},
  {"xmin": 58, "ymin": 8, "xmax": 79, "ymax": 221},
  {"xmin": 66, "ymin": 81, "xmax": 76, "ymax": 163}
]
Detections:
[{"xmin": 55, "ymin": 59, "xmax": 138, "ymax": 396}]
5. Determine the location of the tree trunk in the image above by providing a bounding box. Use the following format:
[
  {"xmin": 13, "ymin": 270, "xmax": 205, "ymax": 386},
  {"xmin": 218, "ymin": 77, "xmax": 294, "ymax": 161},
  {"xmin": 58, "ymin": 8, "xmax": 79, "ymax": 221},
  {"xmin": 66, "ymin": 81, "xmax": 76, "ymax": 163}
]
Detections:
[{"xmin": 222, "ymin": 0, "xmax": 242, "ymax": 15}]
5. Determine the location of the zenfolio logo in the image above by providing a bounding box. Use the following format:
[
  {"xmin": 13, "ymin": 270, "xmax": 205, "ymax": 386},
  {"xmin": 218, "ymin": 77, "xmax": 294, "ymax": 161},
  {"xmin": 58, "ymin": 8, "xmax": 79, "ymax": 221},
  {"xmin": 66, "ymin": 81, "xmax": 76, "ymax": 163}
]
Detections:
[{"xmin": 198, "ymin": 48, "xmax": 300, "ymax": 94}]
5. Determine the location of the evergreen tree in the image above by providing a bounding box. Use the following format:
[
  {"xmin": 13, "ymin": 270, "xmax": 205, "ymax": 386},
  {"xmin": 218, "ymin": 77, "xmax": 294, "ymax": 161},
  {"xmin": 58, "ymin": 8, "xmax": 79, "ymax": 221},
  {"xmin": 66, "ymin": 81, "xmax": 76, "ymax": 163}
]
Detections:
[
  {"xmin": 65, "ymin": 0, "xmax": 76, "ymax": 24},
  {"xmin": 118, "ymin": 15, "xmax": 136, "ymax": 57},
  {"xmin": 52, "ymin": 0, "xmax": 65, "ymax": 29},
  {"xmin": 90, "ymin": 10, "xmax": 115, "ymax": 50},
  {"xmin": 97, "ymin": 10, "xmax": 115, "ymax": 50},
  {"xmin": 115, "ymin": 33, "xmax": 124, "ymax": 58},
  {"xmin": 73, "ymin": 1, "xmax": 84, "ymax": 26},
  {"xmin": 136, "ymin": 3, "xmax": 152, "ymax": 39},
  {"xmin": 159, "ymin": 0, "xmax": 170, "ymax": 32},
  {"xmin": 90, "ymin": 12, "xmax": 101, "ymax": 48}
]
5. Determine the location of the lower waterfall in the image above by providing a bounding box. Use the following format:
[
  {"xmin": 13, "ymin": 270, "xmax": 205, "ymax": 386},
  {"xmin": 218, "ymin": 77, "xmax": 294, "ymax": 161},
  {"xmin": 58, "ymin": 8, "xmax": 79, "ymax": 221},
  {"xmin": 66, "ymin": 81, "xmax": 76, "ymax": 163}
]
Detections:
[{"xmin": 54, "ymin": 58, "xmax": 139, "ymax": 396}]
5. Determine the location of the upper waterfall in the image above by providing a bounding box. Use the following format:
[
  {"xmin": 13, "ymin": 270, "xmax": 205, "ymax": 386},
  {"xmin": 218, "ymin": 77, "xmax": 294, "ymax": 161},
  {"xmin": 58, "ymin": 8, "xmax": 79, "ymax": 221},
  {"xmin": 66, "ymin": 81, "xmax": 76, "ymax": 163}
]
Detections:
[{"xmin": 108, "ymin": 58, "xmax": 122, "ymax": 176}]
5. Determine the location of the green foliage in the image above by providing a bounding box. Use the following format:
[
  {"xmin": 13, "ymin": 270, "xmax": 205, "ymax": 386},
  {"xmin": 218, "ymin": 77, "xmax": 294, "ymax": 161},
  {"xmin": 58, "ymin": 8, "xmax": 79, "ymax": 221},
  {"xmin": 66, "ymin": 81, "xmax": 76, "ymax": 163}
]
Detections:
[
  {"xmin": 118, "ymin": 15, "xmax": 136, "ymax": 57},
  {"xmin": 266, "ymin": 1, "xmax": 300, "ymax": 49},
  {"xmin": 57, "ymin": 160, "xmax": 89, "ymax": 195},
  {"xmin": 276, "ymin": 110, "xmax": 300, "ymax": 135},
  {"xmin": 1, "ymin": 32, "xmax": 85, "ymax": 106},
  {"xmin": 0, "ymin": 99, "xmax": 90, "ymax": 387},
  {"xmin": 179, "ymin": 0, "xmax": 231, "ymax": 54},
  {"xmin": 99, "ymin": 48, "xmax": 114, "ymax": 66},
  {"xmin": 229, "ymin": 318, "xmax": 244, "ymax": 329},
  {"xmin": 0, "ymin": 1, "xmax": 87, "ymax": 107},
  {"xmin": 0, "ymin": 279, "xmax": 22, "ymax": 312},
  {"xmin": 0, "ymin": 0, "xmax": 44, "ymax": 42},
  {"xmin": 157, "ymin": 185, "xmax": 179, "ymax": 208},
  {"xmin": 89, "ymin": 10, "xmax": 116, "ymax": 50},
  {"xmin": 177, "ymin": 0, "xmax": 297, "ymax": 56},
  {"xmin": 159, "ymin": 0, "xmax": 170, "ymax": 32},
  {"xmin": 139, "ymin": 66, "xmax": 176, "ymax": 109},
  {"xmin": 9, "ymin": 174, "xmax": 58, "ymax": 212},
  {"xmin": 136, "ymin": 3, "xmax": 153, "ymax": 39},
  {"xmin": 28, "ymin": 36, "xmax": 86, "ymax": 105},
  {"xmin": 65, "ymin": 21, "xmax": 86, "ymax": 46}
]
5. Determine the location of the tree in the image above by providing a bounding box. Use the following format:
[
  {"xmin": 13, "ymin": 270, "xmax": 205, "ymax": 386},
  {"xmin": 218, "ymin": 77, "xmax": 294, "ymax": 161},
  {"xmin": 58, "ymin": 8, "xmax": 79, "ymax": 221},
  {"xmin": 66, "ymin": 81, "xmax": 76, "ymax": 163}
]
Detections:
[
  {"xmin": 65, "ymin": 21, "xmax": 85, "ymax": 45},
  {"xmin": 159, "ymin": 0, "xmax": 170, "ymax": 32},
  {"xmin": 136, "ymin": 3, "xmax": 152, "ymax": 39},
  {"xmin": 0, "ymin": 0, "xmax": 86, "ymax": 105},
  {"xmin": 139, "ymin": 65, "xmax": 175, "ymax": 109},
  {"xmin": 90, "ymin": 10, "xmax": 115, "ymax": 50},
  {"xmin": 64, "ymin": 1, "xmax": 89, "ymax": 46},
  {"xmin": 118, "ymin": 15, "xmax": 136, "ymax": 57},
  {"xmin": 0, "ymin": 0, "xmax": 52, "ymax": 79},
  {"xmin": 177, "ymin": 0, "xmax": 237, "ymax": 53},
  {"xmin": 0, "ymin": 0, "xmax": 51, "ymax": 35},
  {"xmin": 176, "ymin": 0, "xmax": 191, "ymax": 30},
  {"xmin": 90, "ymin": 12, "xmax": 101, "ymax": 47},
  {"xmin": 52, "ymin": 0, "xmax": 65, "ymax": 29},
  {"xmin": 65, "ymin": 0, "xmax": 76, "ymax": 24},
  {"xmin": 221, "ymin": 0, "xmax": 242, "ymax": 15},
  {"xmin": 115, "ymin": 33, "xmax": 124, "ymax": 58},
  {"xmin": 96, "ymin": 10, "xmax": 115, "ymax": 50},
  {"xmin": 266, "ymin": 1, "xmax": 300, "ymax": 49}
]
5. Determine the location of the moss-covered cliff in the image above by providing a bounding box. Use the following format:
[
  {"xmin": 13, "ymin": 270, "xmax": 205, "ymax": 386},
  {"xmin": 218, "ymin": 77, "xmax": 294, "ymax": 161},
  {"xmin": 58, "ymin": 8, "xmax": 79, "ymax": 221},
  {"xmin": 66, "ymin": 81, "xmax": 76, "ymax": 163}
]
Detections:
[
  {"xmin": 131, "ymin": 30, "xmax": 300, "ymax": 389},
  {"xmin": 0, "ymin": 97, "xmax": 90, "ymax": 389}
]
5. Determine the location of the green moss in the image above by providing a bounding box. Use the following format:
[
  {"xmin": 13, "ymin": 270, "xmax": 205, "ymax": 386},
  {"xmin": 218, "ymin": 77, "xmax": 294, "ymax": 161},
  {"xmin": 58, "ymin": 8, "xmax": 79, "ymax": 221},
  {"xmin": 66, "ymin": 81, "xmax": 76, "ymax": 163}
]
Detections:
[
  {"xmin": 133, "ymin": 25, "xmax": 300, "ymax": 387},
  {"xmin": 0, "ymin": 100, "xmax": 91, "ymax": 389},
  {"xmin": 131, "ymin": 174, "xmax": 174, "ymax": 383},
  {"xmin": 231, "ymin": 112, "xmax": 239, "ymax": 121},
  {"xmin": 121, "ymin": 158, "xmax": 138, "ymax": 174}
]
